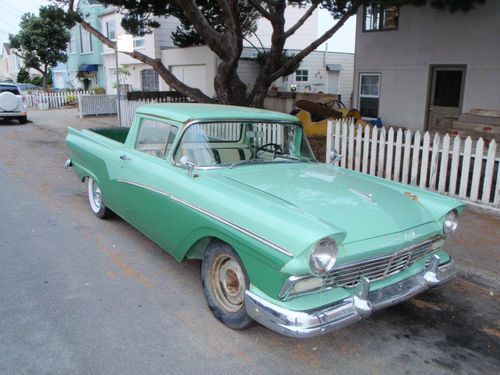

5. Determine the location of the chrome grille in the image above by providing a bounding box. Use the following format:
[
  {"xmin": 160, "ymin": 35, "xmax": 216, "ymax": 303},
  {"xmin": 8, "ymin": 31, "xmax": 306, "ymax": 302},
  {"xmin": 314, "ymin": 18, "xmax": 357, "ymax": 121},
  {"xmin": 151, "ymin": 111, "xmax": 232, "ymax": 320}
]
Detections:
[{"xmin": 324, "ymin": 239, "xmax": 438, "ymax": 288}]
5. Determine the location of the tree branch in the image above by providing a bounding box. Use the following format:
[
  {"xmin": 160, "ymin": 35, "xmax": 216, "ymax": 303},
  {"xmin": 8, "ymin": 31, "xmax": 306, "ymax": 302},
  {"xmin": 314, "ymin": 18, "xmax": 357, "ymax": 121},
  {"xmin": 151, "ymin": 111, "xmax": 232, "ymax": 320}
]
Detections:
[
  {"xmin": 68, "ymin": 9, "xmax": 215, "ymax": 103},
  {"xmin": 172, "ymin": 0, "xmax": 227, "ymax": 58},
  {"xmin": 268, "ymin": 1, "xmax": 363, "ymax": 81},
  {"xmin": 248, "ymin": 0, "xmax": 273, "ymax": 20},
  {"xmin": 285, "ymin": 1, "xmax": 320, "ymax": 38}
]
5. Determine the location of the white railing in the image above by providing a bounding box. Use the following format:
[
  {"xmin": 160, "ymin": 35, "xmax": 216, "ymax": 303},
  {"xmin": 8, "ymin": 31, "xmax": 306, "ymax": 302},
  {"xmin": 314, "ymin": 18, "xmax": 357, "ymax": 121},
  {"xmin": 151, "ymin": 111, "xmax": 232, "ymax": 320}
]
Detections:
[
  {"xmin": 326, "ymin": 119, "xmax": 500, "ymax": 210},
  {"xmin": 119, "ymin": 96, "xmax": 193, "ymax": 127},
  {"xmin": 78, "ymin": 94, "xmax": 117, "ymax": 117},
  {"xmin": 25, "ymin": 90, "xmax": 90, "ymax": 109}
]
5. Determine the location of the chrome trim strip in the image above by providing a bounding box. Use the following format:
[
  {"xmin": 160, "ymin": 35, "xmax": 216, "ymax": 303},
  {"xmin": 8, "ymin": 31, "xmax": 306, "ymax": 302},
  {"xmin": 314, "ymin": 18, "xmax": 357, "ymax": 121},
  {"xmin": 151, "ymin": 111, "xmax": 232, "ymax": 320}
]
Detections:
[{"xmin": 115, "ymin": 179, "xmax": 293, "ymax": 257}]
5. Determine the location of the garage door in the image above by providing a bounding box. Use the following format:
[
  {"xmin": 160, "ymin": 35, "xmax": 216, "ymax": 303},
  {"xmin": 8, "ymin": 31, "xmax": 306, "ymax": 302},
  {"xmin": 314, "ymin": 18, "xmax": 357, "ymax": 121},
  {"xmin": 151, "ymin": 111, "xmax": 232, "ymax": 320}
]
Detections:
[{"xmin": 171, "ymin": 65, "xmax": 206, "ymax": 94}]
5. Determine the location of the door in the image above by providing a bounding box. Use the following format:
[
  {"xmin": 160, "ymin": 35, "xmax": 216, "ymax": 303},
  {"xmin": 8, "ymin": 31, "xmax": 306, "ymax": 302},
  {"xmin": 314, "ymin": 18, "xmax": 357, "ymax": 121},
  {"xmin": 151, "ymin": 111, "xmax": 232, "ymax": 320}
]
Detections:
[
  {"xmin": 427, "ymin": 65, "xmax": 466, "ymax": 130},
  {"xmin": 327, "ymin": 71, "xmax": 339, "ymax": 94}
]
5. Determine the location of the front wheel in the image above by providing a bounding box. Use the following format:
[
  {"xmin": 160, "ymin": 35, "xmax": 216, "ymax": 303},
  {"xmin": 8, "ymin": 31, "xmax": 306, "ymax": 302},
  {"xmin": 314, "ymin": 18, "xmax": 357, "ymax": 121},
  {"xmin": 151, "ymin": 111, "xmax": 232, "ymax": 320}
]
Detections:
[
  {"xmin": 201, "ymin": 241, "xmax": 254, "ymax": 330},
  {"xmin": 87, "ymin": 177, "xmax": 112, "ymax": 219}
]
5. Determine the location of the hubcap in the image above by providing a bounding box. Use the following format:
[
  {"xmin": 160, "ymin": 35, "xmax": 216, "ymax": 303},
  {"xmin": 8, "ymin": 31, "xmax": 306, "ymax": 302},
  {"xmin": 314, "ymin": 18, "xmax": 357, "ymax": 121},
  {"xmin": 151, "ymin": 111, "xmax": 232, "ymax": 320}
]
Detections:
[
  {"xmin": 92, "ymin": 181, "xmax": 102, "ymax": 209},
  {"xmin": 210, "ymin": 254, "xmax": 245, "ymax": 313}
]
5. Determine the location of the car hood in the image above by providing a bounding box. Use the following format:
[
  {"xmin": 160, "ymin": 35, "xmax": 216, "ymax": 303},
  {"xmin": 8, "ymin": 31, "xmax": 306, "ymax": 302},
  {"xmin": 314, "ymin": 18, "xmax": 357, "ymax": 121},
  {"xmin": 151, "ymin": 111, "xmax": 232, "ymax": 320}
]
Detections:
[{"xmin": 218, "ymin": 163, "xmax": 435, "ymax": 243}]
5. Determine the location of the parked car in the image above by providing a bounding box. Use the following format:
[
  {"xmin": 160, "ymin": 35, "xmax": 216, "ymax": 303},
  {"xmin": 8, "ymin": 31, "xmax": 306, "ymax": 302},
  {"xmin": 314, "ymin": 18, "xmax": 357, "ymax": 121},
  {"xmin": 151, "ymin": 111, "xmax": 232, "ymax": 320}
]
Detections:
[
  {"xmin": 0, "ymin": 83, "xmax": 28, "ymax": 124},
  {"xmin": 65, "ymin": 103, "xmax": 464, "ymax": 338}
]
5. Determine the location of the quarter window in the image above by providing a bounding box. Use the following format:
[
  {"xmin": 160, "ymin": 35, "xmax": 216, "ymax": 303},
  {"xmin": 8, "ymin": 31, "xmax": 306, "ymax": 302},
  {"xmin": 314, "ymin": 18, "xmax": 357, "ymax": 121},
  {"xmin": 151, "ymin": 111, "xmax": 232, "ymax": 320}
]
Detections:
[
  {"xmin": 359, "ymin": 73, "xmax": 380, "ymax": 118},
  {"xmin": 363, "ymin": 2, "xmax": 399, "ymax": 32},
  {"xmin": 295, "ymin": 69, "xmax": 308, "ymax": 82},
  {"xmin": 135, "ymin": 118, "xmax": 178, "ymax": 159}
]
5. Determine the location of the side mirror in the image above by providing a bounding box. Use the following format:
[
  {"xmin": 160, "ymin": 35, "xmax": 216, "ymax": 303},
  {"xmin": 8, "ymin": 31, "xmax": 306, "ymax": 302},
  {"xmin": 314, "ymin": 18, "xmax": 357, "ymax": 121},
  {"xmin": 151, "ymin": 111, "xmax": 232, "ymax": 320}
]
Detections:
[
  {"xmin": 179, "ymin": 155, "xmax": 196, "ymax": 176},
  {"xmin": 329, "ymin": 149, "xmax": 343, "ymax": 164}
]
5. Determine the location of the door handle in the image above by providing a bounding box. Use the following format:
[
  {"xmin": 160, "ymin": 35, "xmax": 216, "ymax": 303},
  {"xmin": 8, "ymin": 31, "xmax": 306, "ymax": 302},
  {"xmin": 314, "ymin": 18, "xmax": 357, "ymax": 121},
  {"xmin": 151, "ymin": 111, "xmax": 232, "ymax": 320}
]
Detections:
[{"xmin": 120, "ymin": 154, "xmax": 131, "ymax": 160}]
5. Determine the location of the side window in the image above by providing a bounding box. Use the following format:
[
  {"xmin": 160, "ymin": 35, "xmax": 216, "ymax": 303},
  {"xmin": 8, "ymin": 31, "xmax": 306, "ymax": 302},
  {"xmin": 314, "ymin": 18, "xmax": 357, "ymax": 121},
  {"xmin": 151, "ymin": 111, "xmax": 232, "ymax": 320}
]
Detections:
[{"xmin": 135, "ymin": 118, "xmax": 178, "ymax": 159}]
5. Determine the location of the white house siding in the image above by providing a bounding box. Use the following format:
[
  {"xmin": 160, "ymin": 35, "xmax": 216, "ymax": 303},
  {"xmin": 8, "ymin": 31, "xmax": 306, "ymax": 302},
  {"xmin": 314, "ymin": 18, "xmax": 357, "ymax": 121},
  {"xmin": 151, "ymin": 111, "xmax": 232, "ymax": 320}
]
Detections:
[
  {"xmin": 353, "ymin": 2, "xmax": 500, "ymax": 130},
  {"xmin": 244, "ymin": 6, "xmax": 319, "ymax": 50},
  {"xmin": 101, "ymin": 12, "xmax": 178, "ymax": 93}
]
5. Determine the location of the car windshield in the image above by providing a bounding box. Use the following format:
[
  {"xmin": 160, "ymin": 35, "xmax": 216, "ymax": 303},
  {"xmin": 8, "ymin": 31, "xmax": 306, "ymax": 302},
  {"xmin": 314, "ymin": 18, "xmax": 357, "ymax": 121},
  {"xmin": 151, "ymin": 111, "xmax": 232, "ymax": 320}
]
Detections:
[
  {"xmin": 0, "ymin": 85, "xmax": 20, "ymax": 95},
  {"xmin": 173, "ymin": 121, "xmax": 316, "ymax": 168}
]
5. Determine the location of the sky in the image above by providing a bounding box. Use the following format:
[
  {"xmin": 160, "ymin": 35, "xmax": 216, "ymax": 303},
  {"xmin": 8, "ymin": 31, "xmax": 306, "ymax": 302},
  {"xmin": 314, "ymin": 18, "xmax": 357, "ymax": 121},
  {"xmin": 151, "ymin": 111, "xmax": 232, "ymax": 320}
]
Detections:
[
  {"xmin": 0, "ymin": 0, "xmax": 356, "ymax": 53},
  {"xmin": 0, "ymin": 0, "xmax": 48, "ymax": 46}
]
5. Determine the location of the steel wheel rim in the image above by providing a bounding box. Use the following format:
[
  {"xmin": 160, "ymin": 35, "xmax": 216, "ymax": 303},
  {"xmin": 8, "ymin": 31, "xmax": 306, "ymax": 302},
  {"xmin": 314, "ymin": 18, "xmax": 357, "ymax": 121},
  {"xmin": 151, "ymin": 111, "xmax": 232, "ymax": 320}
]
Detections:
[
  {"xmin": 210, "ymin": 254, "xmax": 245, "ymax": 313},
  {"xmin": 91, "ymin": 180, "xmax": 102, "ymax": 209}
]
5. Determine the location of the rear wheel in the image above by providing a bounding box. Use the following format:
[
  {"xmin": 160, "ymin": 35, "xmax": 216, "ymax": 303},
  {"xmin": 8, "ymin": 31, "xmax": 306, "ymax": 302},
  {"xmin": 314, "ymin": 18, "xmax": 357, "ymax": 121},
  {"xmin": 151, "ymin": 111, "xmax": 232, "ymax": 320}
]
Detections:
[
  {"xmin": 18, "ymin": 116, "xmax": 27, "ymax": 124},
  {"xmin": 201, "ymin": 241, "xmax": 253, "ymax": 330},
  {"xmin": 87, "ymin": 177, "xmax": 112, "ymax": 219}
]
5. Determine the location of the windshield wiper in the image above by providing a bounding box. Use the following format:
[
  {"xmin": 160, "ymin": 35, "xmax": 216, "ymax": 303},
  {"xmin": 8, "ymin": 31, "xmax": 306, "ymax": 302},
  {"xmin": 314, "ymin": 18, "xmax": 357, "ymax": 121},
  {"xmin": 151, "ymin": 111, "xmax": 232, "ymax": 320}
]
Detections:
[{"xmin": 229, "ymin": 158, "xmax": 270, "ymax": 169}]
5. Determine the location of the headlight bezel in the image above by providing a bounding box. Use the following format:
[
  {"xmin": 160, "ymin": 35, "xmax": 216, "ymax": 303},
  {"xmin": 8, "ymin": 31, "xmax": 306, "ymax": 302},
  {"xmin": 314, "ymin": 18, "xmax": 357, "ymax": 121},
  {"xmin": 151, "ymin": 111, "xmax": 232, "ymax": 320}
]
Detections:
[
  {"xmin": 309, "ymin": 237, "xmax": 338, "ymax": 276},
  {"xmin": 443, "ymin": 210, "xmax": 459, "ymax": 237}
]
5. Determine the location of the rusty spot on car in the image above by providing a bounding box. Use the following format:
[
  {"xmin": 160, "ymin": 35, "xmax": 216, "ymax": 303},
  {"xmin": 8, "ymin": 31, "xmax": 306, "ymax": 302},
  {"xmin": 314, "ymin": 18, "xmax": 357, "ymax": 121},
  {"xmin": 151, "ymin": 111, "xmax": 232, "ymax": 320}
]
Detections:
[{"xmin": 404, "ymin": 191, "xmax": 419, "ymax": 201}]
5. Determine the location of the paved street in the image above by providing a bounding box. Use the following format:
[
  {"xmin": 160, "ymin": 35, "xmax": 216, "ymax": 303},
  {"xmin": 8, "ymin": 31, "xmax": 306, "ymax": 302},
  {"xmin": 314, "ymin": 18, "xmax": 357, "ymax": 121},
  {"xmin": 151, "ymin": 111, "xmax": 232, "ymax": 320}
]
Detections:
[{"xmin": 0, "ymin": 110, "xmax": 499, "ymax": 375}]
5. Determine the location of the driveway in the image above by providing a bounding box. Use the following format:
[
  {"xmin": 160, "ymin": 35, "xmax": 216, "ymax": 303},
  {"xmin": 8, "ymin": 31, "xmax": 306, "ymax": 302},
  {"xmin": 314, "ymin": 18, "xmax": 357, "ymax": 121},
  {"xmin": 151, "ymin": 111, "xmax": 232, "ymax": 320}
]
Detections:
[{"xmin": 0, "ymin": 109, "xmax": 499, "ymax": 374}]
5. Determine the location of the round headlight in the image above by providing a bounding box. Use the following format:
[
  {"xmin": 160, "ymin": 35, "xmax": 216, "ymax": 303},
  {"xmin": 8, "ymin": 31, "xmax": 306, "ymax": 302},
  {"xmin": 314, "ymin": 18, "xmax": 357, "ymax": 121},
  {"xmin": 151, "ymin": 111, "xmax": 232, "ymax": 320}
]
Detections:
[
  {"xmin": 443, "ymin": 211, "xmax": 458, "ymax": 237},
  {"xmin": 309, "ymin": 238, "xmax": 338, "ymax": 276}
]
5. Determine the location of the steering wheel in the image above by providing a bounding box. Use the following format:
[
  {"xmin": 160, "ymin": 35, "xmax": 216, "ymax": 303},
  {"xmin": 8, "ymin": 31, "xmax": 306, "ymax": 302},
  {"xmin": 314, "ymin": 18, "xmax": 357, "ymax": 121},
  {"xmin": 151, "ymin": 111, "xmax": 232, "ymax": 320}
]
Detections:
[{"xmin": 255, "ymin": 143, "xmax": 283, "ymax": 158}]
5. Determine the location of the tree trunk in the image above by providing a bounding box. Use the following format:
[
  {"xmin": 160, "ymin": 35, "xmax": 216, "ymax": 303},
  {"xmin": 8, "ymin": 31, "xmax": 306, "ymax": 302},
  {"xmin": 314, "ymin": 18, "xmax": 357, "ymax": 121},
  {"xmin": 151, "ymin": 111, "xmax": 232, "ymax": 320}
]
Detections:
[{"xmin": 42, "ymin": 74, "xmax": 48, "ymax": 91}]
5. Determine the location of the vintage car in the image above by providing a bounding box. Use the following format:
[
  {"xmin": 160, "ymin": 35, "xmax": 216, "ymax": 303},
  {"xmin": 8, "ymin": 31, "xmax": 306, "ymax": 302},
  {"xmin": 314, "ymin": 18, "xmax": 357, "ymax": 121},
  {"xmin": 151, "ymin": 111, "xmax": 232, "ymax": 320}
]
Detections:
[{"xmin": 65, "ymin": 103, "xmax": 464, "ymax": 338}]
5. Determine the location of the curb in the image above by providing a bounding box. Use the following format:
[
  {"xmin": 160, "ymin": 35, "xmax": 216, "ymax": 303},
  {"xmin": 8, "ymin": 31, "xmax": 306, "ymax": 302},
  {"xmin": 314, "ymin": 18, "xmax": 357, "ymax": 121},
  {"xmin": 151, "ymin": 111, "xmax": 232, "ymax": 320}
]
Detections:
[{"xmin": 457, "ymin": 264, "xmax": 499, "ymax": 294}]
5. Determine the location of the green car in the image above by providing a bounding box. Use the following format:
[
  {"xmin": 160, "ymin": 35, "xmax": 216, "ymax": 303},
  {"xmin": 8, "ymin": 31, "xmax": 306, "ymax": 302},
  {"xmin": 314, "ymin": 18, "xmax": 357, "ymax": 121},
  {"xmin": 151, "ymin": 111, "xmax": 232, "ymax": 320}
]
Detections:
[{"xmin": 65, "ymin": 103, "xmax": 464, "ymax": 338}]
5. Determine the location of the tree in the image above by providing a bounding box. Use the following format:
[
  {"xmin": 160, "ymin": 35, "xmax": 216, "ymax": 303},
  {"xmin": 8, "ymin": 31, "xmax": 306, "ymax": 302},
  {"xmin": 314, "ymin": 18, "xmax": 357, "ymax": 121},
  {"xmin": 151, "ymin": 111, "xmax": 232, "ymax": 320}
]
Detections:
[
  {"xmin": 9, "ymin": 6, "xmax": 74, "ymax": 90},
  {"xmin": 64, "ymin": 0, "xmax": 484, "ymax": 107},
  {"xmin": 16, "ymin": 68, "xmax": 30, "ymax": 84}
]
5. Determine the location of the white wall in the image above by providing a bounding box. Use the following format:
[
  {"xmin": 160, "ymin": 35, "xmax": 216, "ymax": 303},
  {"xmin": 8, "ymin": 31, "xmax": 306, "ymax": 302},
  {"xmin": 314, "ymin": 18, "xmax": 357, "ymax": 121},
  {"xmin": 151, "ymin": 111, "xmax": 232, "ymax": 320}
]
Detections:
[
  {"xmin": 353, "ymin": 1, "xmax": 500, "ymax": 130},
  {"xmin": 160, "ymin": 45, "xmax": 218, "ymax": 97}
]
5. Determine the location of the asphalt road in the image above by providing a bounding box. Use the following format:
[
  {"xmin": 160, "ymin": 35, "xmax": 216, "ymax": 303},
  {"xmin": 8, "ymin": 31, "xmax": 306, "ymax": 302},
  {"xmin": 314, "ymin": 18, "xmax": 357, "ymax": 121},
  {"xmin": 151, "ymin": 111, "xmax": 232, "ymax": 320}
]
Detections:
[{"xmin": 1, "ymin": 114, "xmax": 499, "ymax": 375}]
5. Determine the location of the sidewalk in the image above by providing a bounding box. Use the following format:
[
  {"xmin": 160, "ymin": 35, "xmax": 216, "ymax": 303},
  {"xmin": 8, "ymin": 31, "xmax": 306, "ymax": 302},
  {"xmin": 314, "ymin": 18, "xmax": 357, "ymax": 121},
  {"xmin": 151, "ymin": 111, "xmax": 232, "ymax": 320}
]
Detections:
[{"xmin": 28, "ymin": 108, "xmax": 500, "ymax": 292}]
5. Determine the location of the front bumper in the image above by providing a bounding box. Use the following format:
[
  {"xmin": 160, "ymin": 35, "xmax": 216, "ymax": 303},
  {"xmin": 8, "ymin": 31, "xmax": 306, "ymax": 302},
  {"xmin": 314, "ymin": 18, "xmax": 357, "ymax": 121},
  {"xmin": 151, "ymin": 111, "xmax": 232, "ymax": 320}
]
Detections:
[{"xmin": 245, "ymin": 255, "xmax": 456, "ymax": 338}]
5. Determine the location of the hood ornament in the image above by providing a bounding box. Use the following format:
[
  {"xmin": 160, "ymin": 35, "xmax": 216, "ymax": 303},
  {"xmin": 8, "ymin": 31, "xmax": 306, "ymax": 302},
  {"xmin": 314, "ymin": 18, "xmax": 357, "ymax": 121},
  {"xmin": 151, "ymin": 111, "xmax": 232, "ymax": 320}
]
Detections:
[{"xmin": 348, "ymin": 188, "xmax": 375, "ymax": 202}]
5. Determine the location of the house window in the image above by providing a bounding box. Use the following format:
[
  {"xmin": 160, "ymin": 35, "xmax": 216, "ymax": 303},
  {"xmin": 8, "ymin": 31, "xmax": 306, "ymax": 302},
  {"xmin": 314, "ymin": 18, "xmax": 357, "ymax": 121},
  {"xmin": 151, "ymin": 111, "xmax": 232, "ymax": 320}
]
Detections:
[
  {"xmin": 134, "ymin": 38, "xmax": 145, "ymax": 48},
  {"xmin": 141, "ymin": 69, "xmax": 159, "ymax": 92},
  {"xmin": 295, "ymin": 69, "xmax": 308, "ymax": 82},
  {"xmin": 359, "ymin": 73, "xmax": 380, "ymax": 118},
  {"xmin": 80, "ymin": 27, "xmax": 93, "ymax": 53},
  {"xmin": 106, "ymin": 20, "xmax": 116, "ymax": 40},
  {"xmin": 68, "ymin": 28, "xmax": 77, "ymax": 53},
  {"xmin": 363, "ymin": 2, "xmax": 399, "ymax": 32}
]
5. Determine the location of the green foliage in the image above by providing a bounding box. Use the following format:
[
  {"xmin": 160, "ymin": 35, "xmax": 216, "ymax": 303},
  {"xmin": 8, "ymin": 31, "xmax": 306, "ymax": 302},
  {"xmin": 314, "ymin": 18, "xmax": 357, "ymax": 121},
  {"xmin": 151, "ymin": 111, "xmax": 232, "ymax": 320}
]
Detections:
[
  {"xmin": 16, "ymin": 68, "xmax": 30, "ymax": 83},
  {"xmin": 254, "ymin": 51, "xmax": 300, "ymax": 74},
  {"xmin": 9, "ymin": 5, "xmax": 75, "ymax": 88}
]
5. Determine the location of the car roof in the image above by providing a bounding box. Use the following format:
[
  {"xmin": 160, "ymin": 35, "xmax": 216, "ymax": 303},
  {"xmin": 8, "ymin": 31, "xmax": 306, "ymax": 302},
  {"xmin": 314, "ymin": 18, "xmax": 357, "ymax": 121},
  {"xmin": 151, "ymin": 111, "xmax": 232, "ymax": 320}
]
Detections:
[{"xmin": 136, "ymin": 103, "xmax": 299, "ymax": 124}]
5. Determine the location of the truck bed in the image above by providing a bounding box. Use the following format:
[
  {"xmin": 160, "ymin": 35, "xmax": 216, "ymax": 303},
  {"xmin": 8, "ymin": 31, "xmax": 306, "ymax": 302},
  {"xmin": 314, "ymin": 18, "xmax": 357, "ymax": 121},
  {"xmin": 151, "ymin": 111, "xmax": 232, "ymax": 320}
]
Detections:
[{"xmin": 88, "ymin": 127, "xmax": 130, "ymax": 144}]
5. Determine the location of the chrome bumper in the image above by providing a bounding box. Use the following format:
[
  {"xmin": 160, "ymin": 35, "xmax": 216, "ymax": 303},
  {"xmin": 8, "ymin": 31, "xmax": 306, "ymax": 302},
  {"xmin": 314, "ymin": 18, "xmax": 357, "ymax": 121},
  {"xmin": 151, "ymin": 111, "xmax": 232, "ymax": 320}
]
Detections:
[{"xmin": 245, "ymin": 255, "xmax": 456, "ymax": 338}]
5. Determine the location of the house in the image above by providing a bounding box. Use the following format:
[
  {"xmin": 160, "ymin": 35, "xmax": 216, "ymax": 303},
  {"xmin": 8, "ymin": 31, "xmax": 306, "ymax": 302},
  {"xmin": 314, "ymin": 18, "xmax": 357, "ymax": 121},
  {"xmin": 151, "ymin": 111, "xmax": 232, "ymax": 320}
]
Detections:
[
  {"xmin": 66, "ymin": 0, "xmax": 108, "ymax": 90},
  {"xmin": 353, "ymin": 1, "xmax": 500, "ymax": 131},
  {"xmin": 160, "ymin": 5, "xmax": 354, "ymax": 106},
  {"xmin": 52, "ymin": 62, "xmax": 70, "ymax": 89},
  {"xmin": 99, "ymin": 10, "xmax": 179, "ymax": 94}
]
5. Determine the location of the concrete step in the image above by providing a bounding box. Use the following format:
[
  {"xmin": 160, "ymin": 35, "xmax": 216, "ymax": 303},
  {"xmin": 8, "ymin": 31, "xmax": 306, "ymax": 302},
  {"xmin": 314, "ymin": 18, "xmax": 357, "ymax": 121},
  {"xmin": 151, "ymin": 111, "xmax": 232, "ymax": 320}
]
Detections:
[
  {"xmin": 453, "ymin": 121, "xmax": 500, "ymax": 134},
  {"xmin": 459, "ymin": 113, "xmax": 500, "ymax": 125}
]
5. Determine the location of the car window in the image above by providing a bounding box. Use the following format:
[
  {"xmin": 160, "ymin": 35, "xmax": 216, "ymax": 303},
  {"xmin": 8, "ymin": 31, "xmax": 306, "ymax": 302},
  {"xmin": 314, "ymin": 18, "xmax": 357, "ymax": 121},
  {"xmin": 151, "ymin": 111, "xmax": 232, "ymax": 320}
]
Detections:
[
  {"xmin": 135, "ymin": 118, "xmax": 178, "ymax": 159},
  {"xmin": 0, "ymin": 85, "xmax": 20, "ymax": 95}
]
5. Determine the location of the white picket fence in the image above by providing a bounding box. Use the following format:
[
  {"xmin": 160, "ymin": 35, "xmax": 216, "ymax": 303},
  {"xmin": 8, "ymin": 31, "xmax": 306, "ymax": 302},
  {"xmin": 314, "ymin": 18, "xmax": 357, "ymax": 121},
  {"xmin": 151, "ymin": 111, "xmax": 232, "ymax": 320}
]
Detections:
[
  {"xmin": 326, "ymin": 119, "xmax": 500, "ymax": 211},
  {"xmin": 78, "ymin": 94, "xmax": 117, "ymax": 117},
  {"xmin": 25, "ymin": 90, "xmax": 90, "ymax": 109},
  {"xmin": 119, "ymin": 96, "xmax": 193, "ymax": 127}
]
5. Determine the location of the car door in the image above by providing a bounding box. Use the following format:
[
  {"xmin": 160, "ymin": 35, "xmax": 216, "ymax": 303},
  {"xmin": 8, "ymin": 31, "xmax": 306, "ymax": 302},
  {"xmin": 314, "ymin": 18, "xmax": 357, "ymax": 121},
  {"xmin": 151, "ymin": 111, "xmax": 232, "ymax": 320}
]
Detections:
[{"xmin": 113, "ymin": 115, "xmax": 183, "ymax": 251}]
